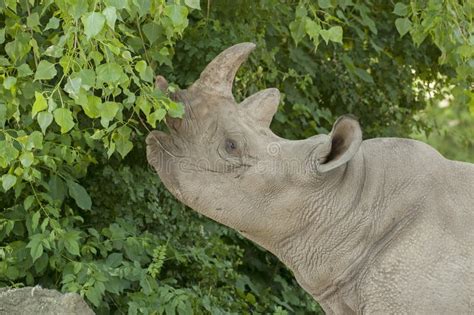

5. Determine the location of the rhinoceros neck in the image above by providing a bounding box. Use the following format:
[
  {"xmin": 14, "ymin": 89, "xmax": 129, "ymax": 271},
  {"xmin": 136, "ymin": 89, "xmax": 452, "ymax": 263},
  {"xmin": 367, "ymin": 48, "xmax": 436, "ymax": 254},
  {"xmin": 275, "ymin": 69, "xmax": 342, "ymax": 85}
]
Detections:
[
  {"xmin": 271, "ymin": 144, "xmax": 421, "ymax": 301},
  {"xmin": 265, "ymin": 149, "xmax": 368, "ymax": 297}
]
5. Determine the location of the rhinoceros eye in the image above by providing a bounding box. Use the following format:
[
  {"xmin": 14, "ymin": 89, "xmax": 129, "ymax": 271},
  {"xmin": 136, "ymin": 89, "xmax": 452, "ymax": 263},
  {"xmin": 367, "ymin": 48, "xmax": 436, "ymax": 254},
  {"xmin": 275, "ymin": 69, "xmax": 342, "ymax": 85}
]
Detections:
[{"xmin": 225, "ymin": 138, "xmax": 238, "ymax": 154}]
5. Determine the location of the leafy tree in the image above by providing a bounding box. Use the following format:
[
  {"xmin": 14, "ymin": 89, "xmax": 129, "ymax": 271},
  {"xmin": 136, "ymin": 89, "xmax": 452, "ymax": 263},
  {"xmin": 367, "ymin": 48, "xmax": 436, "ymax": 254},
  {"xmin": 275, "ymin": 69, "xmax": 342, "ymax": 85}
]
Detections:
[{"xmin": 0, "ymin": 0, "xmax": 471, "ymax": 314}]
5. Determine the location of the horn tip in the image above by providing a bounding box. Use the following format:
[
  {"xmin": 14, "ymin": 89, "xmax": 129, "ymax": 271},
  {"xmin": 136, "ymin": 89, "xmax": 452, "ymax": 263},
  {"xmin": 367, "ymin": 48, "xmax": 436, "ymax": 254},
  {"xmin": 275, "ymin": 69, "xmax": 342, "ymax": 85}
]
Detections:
[{"xmin": 233, "ymin": 42, "xmax": 256, "ymax": 53}]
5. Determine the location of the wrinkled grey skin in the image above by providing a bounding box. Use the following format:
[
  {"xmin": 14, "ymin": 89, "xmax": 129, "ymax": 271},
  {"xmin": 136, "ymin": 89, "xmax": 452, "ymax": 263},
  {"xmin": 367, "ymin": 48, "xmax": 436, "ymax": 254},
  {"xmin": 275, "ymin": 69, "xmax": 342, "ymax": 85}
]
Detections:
[
  {"xmin": 0, "ymin": 286, "xmax": 94, "ymax": 315},
  {"xmin": 146, "ymin": 43, "xmax": 474, "ymax": 314}
]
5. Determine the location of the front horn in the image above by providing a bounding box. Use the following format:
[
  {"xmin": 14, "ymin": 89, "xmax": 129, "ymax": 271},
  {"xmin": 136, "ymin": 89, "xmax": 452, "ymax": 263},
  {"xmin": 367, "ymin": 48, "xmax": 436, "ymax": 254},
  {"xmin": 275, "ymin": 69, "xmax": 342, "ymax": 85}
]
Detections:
[{"xmin": 190, "ymin": 42, "xmax": 256, "ymax": 99}]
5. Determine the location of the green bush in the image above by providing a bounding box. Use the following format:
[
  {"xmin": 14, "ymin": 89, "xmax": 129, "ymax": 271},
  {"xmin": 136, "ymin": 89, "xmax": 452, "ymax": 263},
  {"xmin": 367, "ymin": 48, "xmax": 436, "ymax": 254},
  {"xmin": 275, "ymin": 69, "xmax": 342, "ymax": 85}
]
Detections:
[{"xmin": 0, "ymin": 0, "xmax": 471, "ymax": 314}]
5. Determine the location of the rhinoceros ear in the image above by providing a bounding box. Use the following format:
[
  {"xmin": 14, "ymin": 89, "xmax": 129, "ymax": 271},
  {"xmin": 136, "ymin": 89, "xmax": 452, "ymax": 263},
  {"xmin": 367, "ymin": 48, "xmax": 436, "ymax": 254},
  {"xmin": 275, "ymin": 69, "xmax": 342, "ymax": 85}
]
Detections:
[
  {"xmin": 240, "ymin": 88, "xmax": 280, "ymax": 127},
  {"xmin": 155, "ymin": 75, "xmax": 169, "ymax": 92},
  {"xmin": 316, "ymin": 115, "xmax": 362, "ymax": 173}
]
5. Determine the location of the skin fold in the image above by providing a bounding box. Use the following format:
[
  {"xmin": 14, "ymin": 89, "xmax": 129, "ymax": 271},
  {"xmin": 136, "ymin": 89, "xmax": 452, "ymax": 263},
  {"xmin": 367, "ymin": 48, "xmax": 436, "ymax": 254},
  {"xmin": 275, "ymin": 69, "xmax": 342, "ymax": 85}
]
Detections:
[{"xmin": 146, "ymin": 43, "xmax": 474, "ymax": 314}]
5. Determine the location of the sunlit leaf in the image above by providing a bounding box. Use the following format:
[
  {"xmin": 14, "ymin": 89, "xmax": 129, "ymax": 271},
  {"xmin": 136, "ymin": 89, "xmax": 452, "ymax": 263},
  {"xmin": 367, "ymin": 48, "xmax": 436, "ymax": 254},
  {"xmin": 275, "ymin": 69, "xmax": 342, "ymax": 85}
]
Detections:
[
  {"xmin": 3, "ymin": 76, "xmax": 16, "ymax": 89},
  {"xmin": 53, "ymin": 108, "xmax": 75, "ymax": 133},
  {"xmin": 32, "ymin": 92, "xmax": 48, "ymax": 118},
  {"xmin": 37, "ymin": 111, "xmax": 53, "ymax": 134},
  {"xmin": 184, "ymin": 0, "xmax": 200, "ymax": 10},
  {"xmin": 393, "ymin": 3, "xmax": 408, "ymax": 16},
  {"xmin": 395, "ymin": 17, "xmax": 412, "ymax": 37},
  {"xmin": 45, "ymin": 17, "xmax": 60, "ymax": 31},
  {"xmin": 83, "ymin": 12, "xmax": 106, "ymax": 39},
  {"xmin": 34, "ymin": 60, "xmax": 57, "ymax": 81},
  {"xmin": 20, "ymin": 151, "xmax": 34, "ymax": 167},
  {"xmin": 103, "ymin": 7, "xmax": 117, "ymax": 30},
  {"xmin": 96, "ymin": 63, "xmax": 125, "ymax": 85},
  {"xmin": 1, "ymin": 174, "xmax": 17, "ymax": 191}
]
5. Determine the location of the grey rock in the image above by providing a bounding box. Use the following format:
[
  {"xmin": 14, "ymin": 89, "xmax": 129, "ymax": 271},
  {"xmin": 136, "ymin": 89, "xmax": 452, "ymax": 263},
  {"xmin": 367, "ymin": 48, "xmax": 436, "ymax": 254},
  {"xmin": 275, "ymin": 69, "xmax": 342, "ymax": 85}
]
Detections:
[{"xmin": 0, "ymin": 286, "xmax": 94, "ymax": 315}]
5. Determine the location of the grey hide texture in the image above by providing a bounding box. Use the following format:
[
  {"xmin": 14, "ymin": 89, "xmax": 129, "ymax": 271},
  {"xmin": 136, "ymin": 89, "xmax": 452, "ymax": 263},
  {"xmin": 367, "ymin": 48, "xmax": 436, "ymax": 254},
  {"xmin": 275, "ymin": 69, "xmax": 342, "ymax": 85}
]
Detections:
[
  {"xmin": 146, "ymin": 43, "xmax": 474, "ymax": 314},
  {"xmin": 0, "ymin": 286, "xmax": 94, "ymax": 315}
]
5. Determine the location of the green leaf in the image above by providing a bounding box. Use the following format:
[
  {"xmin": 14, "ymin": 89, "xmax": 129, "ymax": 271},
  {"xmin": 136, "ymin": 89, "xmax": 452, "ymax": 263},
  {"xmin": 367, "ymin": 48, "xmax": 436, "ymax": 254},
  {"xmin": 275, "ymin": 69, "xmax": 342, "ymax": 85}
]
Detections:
[
  {"xmin": 17, "ymin": 64, "xmax": 33, "ymax": 77},
  {"xmin": 82, "ymin": 12, "xmax": 106, "ymax": 40},
  {"xmin": 37, "ymin": 111, "xmax": 53, "ymax": 134},
  {"xmin": 5, "ymin": 0, "xmax": 16, "ymax": 12},
  {"xmin": 24, "ymin": 195, "xmax": 35, "ymax": 210},
  {"xmin": 67, "ymin": 180, "xmax": 92, "ymax": 210},
  {"xmin": 167, "ymin": 101, "xmax": 185, "ymax": 118},
  {"xmin": 2, "ymin": 174, "xmax": 17, "ymax": 191},
  {"xmin": 63, "ymin": 231, "xmax": 81, "ymax": 256},
  {"xmin": 27, "ymin": 12, "xmax": 40, "ymax": 28},
  {"xmin": 32, "ymin": 92, "xmax": 48, "ymax": 118},
  {"xmin": 164, "ymin": 4, "xmax": 188, "ymax": 27},
  {"xmin": 100, "ymin": 101, "xmax": 120, "ymax": 127},
  {"xmin": 360, "ymin": 11, "xmax": 377, "ymax": 34},
  {"xmin": 85, "ymin": 286, "xmax": 102, "ymax": 307},
  {"xmin": 468, "ymin": 91, "xmax": 474, "ymax": 116},
  {"xmin": 53, "ymin": 108, "xmax": 75, "ymax": 133},
  {"xmin": 49, "ymin": 175, "xmax": 67, "ymax": 203},
  {"xmin": 113, "ymin": 126, "xmax": 133, "ymax": 158},
  {"xmin": 142, "ymin": 22, "xmax": 161, "ymax": 44},
  {"xmin": 31, "ymin": 211, "xmax": 40, "ymax": 231},
  {"xmin": 34, "ymin": 252, "xmax": 49, "ymax": 273},
  {"xmin": 305, "ymin": 19, "xmax": 321, "ymax": 40},
  {"xmin": 96, "ymin": 63, "xmax": 125, "ymax": 85},
  {"xmin": 135, "ymin": 61, "xmax": 153, "ymax": 82},
  {"xmin": 45, "ymin": 17, "xmax": 60, "ymax": 31},
  {"xmin": 76, "ymin": 69, "xmax": 96, "ymax": 89},
  {"xmin": 27, "ymin": 234, "xmax": 44, "ymax": 263},
  {"xmin": 27, "ymin": 131, "xmax": 43, "ymax": 150},
  {"xmin": 5, "ymin": 266, "xmax": 19, "ymax": 280},
  {"xmin": 0, "ymin": 57, "xmax": 9, "ymax": 66},
  {"xmin": 3, "ymin": 76, "xmax": 16, "ymax": 89},
  {"xmin": 5, "ymin": 33, "xmax": 31, "ymax": 63},
  {"xmin": 354, "ymin": 67, "xmax": 374, "ymax": 83},
  {"xmin": 34, "ymin": 60, "xmax": 57, "ymax": 81},
  {"xmin": 103, "ymin": 7, "xmax": 117, "ymax": 30},
  {"xmin": 106, "ymin": 253, "xmax": 123, "ymax": 268},
  {"xmin": 147, "ymin": 108, "xmax": 166, "ymax": 128},
  {"xmin": 289, "ymin": 19, "xmax": 306, "ymax": 44},
  {"xmin": 135, "ymin": 60, "xmax": 147, "ymax": 74},
  {"xmin": 0, "ymin": 105, "xmax": 5, "ymax": 129},
  {"xmin": 20, "ymin": 151, "xmax": 34, "ymax": 167},
  {"xmin": 46, "ymin": 45, "xmax": 64, "ymax": 59},
  {"xmin": 329, "ymin": 26, "xmax": 343, "ymax": 43},
  {"xmin": 68, "ymin": 1, "xmax": 87, "ymax": 21},
  {"xmin": 81, "ymin": 95, "xmax": 101, "ymax": 118},
  {"xmin": 295, "ymin": 5, "xmax": 307, "ymax": 18},
  {"xmin": 393, "ymin": 3, "xmax": 408, "ymax": 16},
  {"xmin": 318, "ymin": 0, "xmax": 332, "ymax": 9},
  {"xmin": 64, "ymin": 77, "xmax": 82, "ymax": 99},
  {"xmin": 320, "ymin": 26, "xmax": 343, "ymax": 44},
  {"xmin": 395, "ymin": 17, "xmax": 412, "ymax": 37},
  {"xmin": 0, "ymin": 142, "xmax": 19, "ymax": 166},
  {"xmin": 185, "ymin": 0, "xmax": 200, "ymax": 10},
  {"xmin": 134, "ymin": 0, "xmax": 151, "ymax": 17}
]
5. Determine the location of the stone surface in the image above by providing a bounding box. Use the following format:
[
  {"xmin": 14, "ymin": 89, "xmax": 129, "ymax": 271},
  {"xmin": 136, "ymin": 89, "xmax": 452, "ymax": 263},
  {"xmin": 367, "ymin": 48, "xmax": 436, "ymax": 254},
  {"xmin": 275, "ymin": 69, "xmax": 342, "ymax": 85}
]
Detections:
[{"xmin": 0, "ymin": 286, "xmax": 94, "ymax": 315}]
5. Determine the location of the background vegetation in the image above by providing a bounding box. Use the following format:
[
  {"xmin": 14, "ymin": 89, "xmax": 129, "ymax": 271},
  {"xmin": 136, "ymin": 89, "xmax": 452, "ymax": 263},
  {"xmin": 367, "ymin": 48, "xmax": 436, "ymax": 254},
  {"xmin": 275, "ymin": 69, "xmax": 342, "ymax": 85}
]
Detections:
[{"xmin": 0, "ymin": 0, "xmax": 472, "ymax": 314}]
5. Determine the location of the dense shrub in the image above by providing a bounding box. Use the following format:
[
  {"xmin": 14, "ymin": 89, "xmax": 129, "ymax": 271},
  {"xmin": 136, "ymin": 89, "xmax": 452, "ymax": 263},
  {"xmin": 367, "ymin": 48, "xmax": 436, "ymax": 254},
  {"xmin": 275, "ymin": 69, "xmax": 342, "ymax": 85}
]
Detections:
[{"xmin": 0, "ymin": 0, "xmax": 471, "ymax": 313}]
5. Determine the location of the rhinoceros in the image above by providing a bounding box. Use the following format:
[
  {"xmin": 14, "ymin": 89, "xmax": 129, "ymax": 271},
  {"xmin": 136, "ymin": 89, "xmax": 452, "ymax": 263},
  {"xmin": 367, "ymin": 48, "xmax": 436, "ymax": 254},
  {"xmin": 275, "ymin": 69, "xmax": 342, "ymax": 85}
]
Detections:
[{"xmin": 146, "ymin": 43, "xmax": 474, "ymax": 314}]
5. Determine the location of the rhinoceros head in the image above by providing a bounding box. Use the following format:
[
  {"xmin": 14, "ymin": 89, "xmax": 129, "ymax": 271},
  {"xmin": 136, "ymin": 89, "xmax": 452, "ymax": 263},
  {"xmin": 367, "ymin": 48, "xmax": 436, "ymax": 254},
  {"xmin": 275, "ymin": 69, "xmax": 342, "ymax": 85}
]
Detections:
[{"xmin": 146, "ymin": 43, "xmax": 362, "ymax": 246}]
